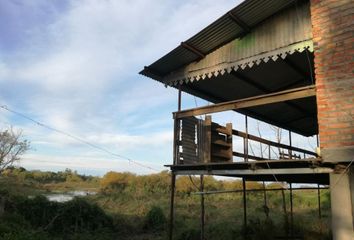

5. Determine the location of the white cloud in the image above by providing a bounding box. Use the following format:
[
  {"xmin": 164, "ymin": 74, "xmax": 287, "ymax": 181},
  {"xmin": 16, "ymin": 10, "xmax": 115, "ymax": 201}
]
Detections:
[
  {"xmin": 1, "ymin": 0, "xmax": 244, "ymax": 174},
  {"xmin": 19, "ymin": 153, "xmax": 163, "ymax": 175}
]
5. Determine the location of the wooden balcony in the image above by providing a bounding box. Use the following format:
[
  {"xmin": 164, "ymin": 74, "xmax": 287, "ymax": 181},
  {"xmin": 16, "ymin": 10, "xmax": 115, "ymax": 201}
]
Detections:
[{"xmin": 169, "ymin": 114, "xmax": 334, "ymax": 184}]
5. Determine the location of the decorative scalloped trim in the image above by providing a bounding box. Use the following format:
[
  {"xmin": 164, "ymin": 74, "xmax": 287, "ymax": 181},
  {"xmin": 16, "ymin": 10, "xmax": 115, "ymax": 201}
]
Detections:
[{"xmin": 165, "ymin": 40, "xmax": 313, "ymax": 86}]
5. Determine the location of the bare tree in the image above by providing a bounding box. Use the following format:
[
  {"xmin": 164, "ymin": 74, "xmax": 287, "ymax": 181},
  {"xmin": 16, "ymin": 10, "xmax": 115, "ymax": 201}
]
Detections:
[
  {"xmin": 269, "ymin": 124, "xmax": 282, "ymax": 159},
  {"xmin": 0, "ymin": 127, "xmax": 30, "ymax": 171}
]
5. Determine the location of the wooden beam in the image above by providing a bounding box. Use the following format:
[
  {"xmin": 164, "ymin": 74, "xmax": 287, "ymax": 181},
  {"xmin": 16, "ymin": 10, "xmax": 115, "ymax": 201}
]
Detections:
[
  {"xmin": 231, "ymin": 71, "xmax": 313, "ymax": 118},
  {"xmin": 228, "ymin": 11, "xmax": 250, "ymax": 33},
  {"xmin": 181, "ymin": 42, "xmax": 205, "ymax": 59},
  {"xmin": 143, "ymin": 66, "xmax": 163, "ymax": 80},
  {"xmin": 283, "ymin": 57, "xmax": 311, "ymax": 82},
  {"xmin": 232, "ymin": 71, "xmax": 268, "ymax": 93},
  {"xmin": 231, "ymin": 129, "xmax": 317, "ymax": 156},
  {"xmin": 173, "ymin": 167, "xmax": 333, "ymax": 176},
  {"xmin": 233, "ymin": 151, "xmax": 266, "ymax": 161},
  {"xmin": 273, "ymin": 78, "xmax": 306, "ymax": 92},
  {"xmin": 180, "ymin": 85, "xmax": 315, "ymax": 136},
  {"xmin": 192, "ymin": 186, "xmax": 329, "ymax": 195},
  {"xmin": 174, "ymin": 85, "xmax": 316, "ymax": 119}
]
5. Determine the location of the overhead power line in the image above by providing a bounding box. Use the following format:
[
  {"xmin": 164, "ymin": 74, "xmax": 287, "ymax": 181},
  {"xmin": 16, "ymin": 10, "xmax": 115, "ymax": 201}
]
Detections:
[{"xmin": 0, "ymin": 105, "xmax": 160, "ymax": 172}]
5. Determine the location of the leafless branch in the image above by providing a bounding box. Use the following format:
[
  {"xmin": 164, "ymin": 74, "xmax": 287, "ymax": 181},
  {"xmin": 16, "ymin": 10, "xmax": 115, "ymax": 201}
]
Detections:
[{"xmin": 0, "ymin": 127, "xmax": 30, "ymax": 171}]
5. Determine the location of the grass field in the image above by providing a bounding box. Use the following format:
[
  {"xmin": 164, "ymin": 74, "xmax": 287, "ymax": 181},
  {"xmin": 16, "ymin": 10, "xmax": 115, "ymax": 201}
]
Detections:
[{"xmin": 0, "ymin": 168, "xmax": 332, "ymax": 240}]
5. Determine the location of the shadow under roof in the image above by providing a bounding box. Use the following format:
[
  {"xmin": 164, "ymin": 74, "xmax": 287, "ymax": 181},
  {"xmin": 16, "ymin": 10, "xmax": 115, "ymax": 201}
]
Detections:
[{"xmin": 140, "ymin": 0, "xmax": 317, "ymax": 137}]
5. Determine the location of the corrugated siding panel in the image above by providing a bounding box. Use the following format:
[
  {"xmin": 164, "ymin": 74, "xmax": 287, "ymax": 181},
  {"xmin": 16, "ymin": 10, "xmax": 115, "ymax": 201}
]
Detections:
[
  {"xmin": 140, "ymin": 0, "xmax": 299, "ymax": 81},
  {"xmin": 163, "ymin": 1, "xmax": 313, "ymax": 85}
]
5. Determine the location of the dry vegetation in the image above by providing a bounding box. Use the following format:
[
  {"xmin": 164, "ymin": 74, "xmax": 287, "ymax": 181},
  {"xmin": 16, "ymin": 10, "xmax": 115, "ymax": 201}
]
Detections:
[{"xmin": 0, "ymin": 167, "xmax": 331, "ymax": 240}]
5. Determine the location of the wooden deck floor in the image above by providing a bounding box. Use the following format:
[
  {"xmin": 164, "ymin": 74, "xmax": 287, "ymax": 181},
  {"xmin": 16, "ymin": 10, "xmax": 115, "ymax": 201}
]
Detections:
[{"xmin": 166, "ymin": 158, "xmax": 335, "ymax": 184}]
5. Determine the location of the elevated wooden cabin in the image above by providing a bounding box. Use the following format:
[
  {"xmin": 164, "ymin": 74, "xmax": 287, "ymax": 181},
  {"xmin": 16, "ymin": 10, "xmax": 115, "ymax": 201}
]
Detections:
[{"xmin": 140, "ymin": 0, "xmax": 354, "ymax": 239}]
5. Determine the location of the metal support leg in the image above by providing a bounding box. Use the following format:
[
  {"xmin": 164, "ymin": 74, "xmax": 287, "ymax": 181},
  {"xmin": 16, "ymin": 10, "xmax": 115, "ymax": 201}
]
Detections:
[
  {"xmin": 244, "ymin": 116, "xmax": 248, "ymax": 162},
  {"xmin": 288, "ymin": 131, "xmax": 292, "ymax": 159},
  {"xmin": 263, "ymin": 181, "xmax": 269, "ymax": 218},
  {"xmin": 317, "ymin": 184, "xmax": 321, "ymax": 219},
  {"xmin": 281, "ymin": 188, "xmax": 288, "ymax": 236},
  {"xmin": 290, "ymin": 183, "xmax": 294, "ymax": 237},
  {"xmin": 169, "ymin": 173, "xmax": 176, "ymax": 240},
  {"xmin": 242, "ymin": 178, "xmax": 247, "ymax": 239},
  {"xmin": 200, "ymin": 175, "xmax": 205, "ymax": 240}
]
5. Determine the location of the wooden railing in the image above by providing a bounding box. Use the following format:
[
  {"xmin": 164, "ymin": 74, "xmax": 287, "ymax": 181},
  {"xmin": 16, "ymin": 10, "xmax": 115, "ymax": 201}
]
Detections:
[{"xmin": 174, "ymin": 117, "xmax": 317, "ymax": 165}]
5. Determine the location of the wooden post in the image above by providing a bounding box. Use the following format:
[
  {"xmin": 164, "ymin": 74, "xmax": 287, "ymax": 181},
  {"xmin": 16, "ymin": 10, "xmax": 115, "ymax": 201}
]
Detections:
[
  {"xmin": 288, "ymin": 131, "xmax": 292, "ymax": 159},
  {"xmin": 281, "ymin": 187, "xmax": 289, "ymax": 236},
  {"xmin": 242, "ymin": 178, "xmax": 247, "ymax": 239},
  {"xmin": 203, "ymin": 116, "xmax": 211, "ymax": 163},
  {"xmin": 178, "ymin": 85, "xmax": 182, "ymax": 111},
  {"xmin": 226, "ymin": 123, "xmax": 233, "ymax": 162},
  {"xmin": 244, "ymin": 116, "xmax": 248, "ymax": 162},
  {"xmin": 263, "ymin": 181, "xmax": 269, "ymax": 218},
  {"xmin": 317, "ymin": 184, "xmax": 321, "ymax": 219},
  {"xmin": 200, "ymin": 175, "xmax": 205, "ymax": 240},
  {"xmin": 169, "ymin": 86, "xmax": 182, "ymax": 240},
  {"xmin": 290, "ymin": 183, "xmax": 294, "ymax": 237},
  {"xmin": 173, "ymin": 86, "xmax": 182, "ymax": 165},
  {"xmin": 268, "ymin": 144, "xmax": 271, "ymax": 159},
  {"xmin": 316, "ymin": 134, "xmax": 319, "ymax": 148},
  {"xmin": 317, "ymin": 183, "xmax": 322, "ymax": 235}
]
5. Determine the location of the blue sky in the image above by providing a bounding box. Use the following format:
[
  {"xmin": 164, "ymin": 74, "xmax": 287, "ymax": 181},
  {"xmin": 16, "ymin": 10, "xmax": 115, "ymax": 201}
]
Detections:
[
  {"xmin": 0, "ymin": 0, "xmax": 245, "ymax": 175},
  {"xmin": 0, "ymin": 0, "xmax": 317, "ymax": 176}
]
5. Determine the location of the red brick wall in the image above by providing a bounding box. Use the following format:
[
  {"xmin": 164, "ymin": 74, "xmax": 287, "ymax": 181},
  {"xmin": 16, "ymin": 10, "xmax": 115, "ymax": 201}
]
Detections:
[{"xmin": 310, "ymin": 0, "xmax": 354, "ymax": 150}]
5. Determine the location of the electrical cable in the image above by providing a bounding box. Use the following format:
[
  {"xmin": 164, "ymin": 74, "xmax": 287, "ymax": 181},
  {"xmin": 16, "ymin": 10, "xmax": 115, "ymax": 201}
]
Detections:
[{"xmin": 0, "ymin": 104, "xmax": 160, "ymax": 172}]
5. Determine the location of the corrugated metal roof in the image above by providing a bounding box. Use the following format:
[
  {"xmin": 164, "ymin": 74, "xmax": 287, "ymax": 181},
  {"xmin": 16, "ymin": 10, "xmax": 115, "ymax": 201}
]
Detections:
[
  {"xmin": 139, "ymin": 0, "xmax": 317, "ymax": 137},
  {"xmin": 140, "ymin": 0, "xmax": 300, "ymax": 81}
]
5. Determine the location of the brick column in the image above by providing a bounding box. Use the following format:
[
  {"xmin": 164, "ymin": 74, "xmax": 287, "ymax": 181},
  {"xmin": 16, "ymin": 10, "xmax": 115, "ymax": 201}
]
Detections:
[
  {"xmin": 310, "ymin": 0, "xmax": 354, "ymax": 162},
  {"xmin": 310, "ymin": 1, "xmax": 354, "ymax": 239}
]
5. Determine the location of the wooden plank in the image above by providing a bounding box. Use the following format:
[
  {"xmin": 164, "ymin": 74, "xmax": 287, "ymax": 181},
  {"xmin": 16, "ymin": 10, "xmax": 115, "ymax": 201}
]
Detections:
[
  {"xmin": 181, "ymin": 135, "xmax": 195, "ymax": 142},
  {"xmin": 182, "ymin": 142, "xmax": 196, "ymax": 147},
  {"xmin": 211, "ymin": 133, "xmax": 227, "ymax": 142},
  {"xmin": 212, "ymin": 126, "xmax": 232, "ymax": 135},
  {"xmin": 212, "ymin": 152, "xmax": 231, "ymax": 159},
  {"xmin": 182, "ymin": 148, "xmax": 197, "ymax": 155},
  {"xmin": 182, "ymin": 145, "xmax": 197, "ymax": 151},
  {"xmin": 180, "ymin": 153, "xmax": 198, "ymax": 160},
  {"xmin": 211, "ymin": 156, "xmax": 230, "ymax": 162},
  {"xmin": 212, "ymin": 147, "xmax": 232, "ymax": 159},
  {"xmin": 226, "ymin": 123, "xmax": 232, "ymax": 145},
  {"xmin": 172, "ymin": 167, "xmax": 333, "ymax": 176},
  {"xmin": 174, "ymin": 85, "xmax": 316, "ymax": 119},
  {"xmin": 212, "ymin": 140, "xmax": 232, "ymax": 147},
  {"xmin": 233, "ymin": 151, "xmax": 266, "ymax": 161},
  {"xmin": 181, "ymin": 156, "xmax": 198, "ymax": 162},
  {"xmin": 182, "ymin": 127, "xmax": 196, "ymax": 133},
  {"xmin": 180, "ymin": 152, "xmax": 197, "ymax": 157},
  {"xmin": 181, "ymin": 159, "xmax": 198, "ymax": 164},
  {"xmin": 181, "ymin": 140, "xmax": 197, "ymax": 145},
  {"xmin": 203, "ymin": 116, "xmax": 212, "ymax": 163},
  {"xmin": 232, "ymin": 129, "xmax": 317, "ymax": 156},
  {"xmin": 166, "ymin": 158, "xmax": 323, "ymax": 167}
]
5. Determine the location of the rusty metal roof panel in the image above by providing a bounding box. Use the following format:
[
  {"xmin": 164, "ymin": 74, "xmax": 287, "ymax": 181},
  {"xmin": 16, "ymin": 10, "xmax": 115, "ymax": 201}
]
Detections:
[
  {"xmin": 188, "ymin": 19, "xmax": 242, "ymax": 53},
  {"xmin": 160, "ymin": 1, "xmax": 313, "ymax": 85},
  {"xmin": 235, "ymin": 0, "xmax": 295, "ymax": 26},
  {"xmin": 147, "ymin": 46, "xmax": 198, "ymax": 76},
  {"xmin": 140, "ymin": 0, "xmax": 299, "ymax": 80}
]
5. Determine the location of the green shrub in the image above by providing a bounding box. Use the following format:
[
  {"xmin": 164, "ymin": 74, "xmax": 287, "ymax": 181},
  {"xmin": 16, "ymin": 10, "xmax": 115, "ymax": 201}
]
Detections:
[
  {"xmin": 177, "ymin": 228, "xmax": 200, "ymax": 240},
  {"xmin": 144, "ymin": 206, "xmax": 166, "ymax": 232},
  {"xmin": 7, "ymin": 195, "xmax": 113, "ymax": 235},
  {"xmin": 247, "ymin": 218, "xmax": 275, "ymax": 240}
]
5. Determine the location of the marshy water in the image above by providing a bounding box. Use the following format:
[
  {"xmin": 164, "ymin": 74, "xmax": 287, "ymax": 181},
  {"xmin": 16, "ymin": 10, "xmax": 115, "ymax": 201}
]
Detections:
[{"xmin": 44, "ymin": 190, "xmax": 96, "ymax": 202}]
